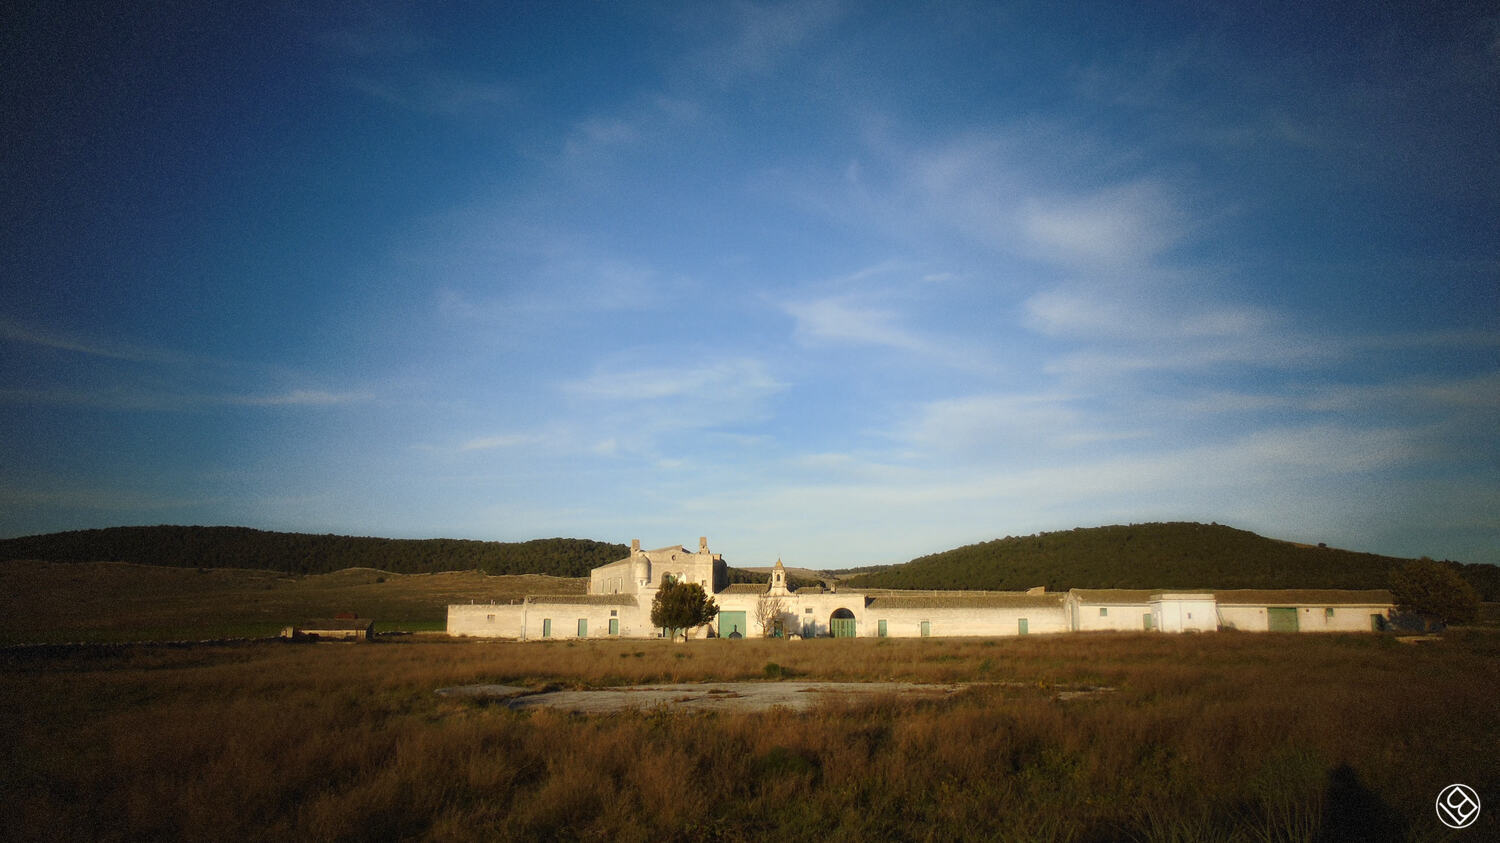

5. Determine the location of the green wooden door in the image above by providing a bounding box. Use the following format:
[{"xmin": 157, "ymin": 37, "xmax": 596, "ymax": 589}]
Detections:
[
  {"xmin": 831, "ymin": 617, "xmax": 856, "ymax": 638},
  {"xmin": 1017, "ymin": 618, "xmax": 1029, "ymax": 635},
  {"xmin": 541, "ymin": 618, "xmax": 552, "ymax": 638},
  {"xmin": 1143, "ymin": 613, "xmax": 1154, "ymax": 631},
  {"xmin": 1267, "ymin": 607, "xmax": 1299, "ymax": 632},
  {"xmin": 577, "ymin": 618, "xmax": 588, "ymax": 637},
  {"xmin": 608, "ymin": 618, "xmax": 619, "ymax": 635},
  {"xmin": 920, "ymin": 620, "xmax": 930, "ymax": 638},
  {"xmin": 719, "ymin": 611, "xmax": 747, "ymax": 639},
  {"xmin": 877, "ymin": 619, "xmax": 888, "ymax": 637}
]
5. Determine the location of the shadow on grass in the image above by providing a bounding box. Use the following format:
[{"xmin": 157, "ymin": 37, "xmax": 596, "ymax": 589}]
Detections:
[{"xmin": 1316, "ymin": 763, "xmax": 1406, "ymax": 843}]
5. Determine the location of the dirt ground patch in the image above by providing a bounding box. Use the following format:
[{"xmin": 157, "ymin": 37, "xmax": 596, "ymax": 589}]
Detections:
[{"xmin": 433, "ymin": 681, "xmax": 1114, "ymax": 712}]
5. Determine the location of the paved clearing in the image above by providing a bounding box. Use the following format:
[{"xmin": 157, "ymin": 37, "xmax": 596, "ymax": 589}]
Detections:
[{"xmin": 433, "ymin": 681, "xmax": 1113, "ymax": 713}]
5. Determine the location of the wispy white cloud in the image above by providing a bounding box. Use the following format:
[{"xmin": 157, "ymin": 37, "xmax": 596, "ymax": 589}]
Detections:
[
  {"xmin": 782, "ymin": 295, "xmax": 928, "ymax": 351},
  {"xmin": 567, "ymin": 357, "xmax": 782, "ymax": 402},
  {"xmin": 459, "ymin": 433, "xmax": 539, "ymax": 452},
  {"xmin": 693, "ymin": 0, "xmax": 843, "ymax": 80},
  {"xmin": 226, "ymin": 390, "xmax": 372, "ymax": 407},
  {"xmin": 0, "ymin": 386, "xmax": 372, "ymax": 412},
  {"xmin": 1175, "ymin": 371, "xmax": 1500, "ymax": 416},
  {"xmin": 298, "ymin": 0, "xmax": 437, "ymax": 58},
  {"xmin": 344, "ymin": 70, "xmax": 514, "ymax": 116},
  {"xmin": 529, "ymin": 357, "xmax": 793, "ymax": 461},
  {"xmin": 0, "ymin": 317, "xmax": 196, "ymax": 366},
  {"xmin": 899, "ymin": 393, "xmax": 1088, "ymax": 454},
  {"xmin": 1019, "ymin": 179, "xmax": 1188, "ymax": 270},
  {"xmin": 563, "ymin": 116, "xmax": 642, "ymax": 156}
]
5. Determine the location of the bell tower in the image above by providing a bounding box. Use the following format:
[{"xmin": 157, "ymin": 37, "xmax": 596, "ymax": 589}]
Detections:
[{"xmin": 768, "ymin": 558, "xmax": 792, "ymax": 596}]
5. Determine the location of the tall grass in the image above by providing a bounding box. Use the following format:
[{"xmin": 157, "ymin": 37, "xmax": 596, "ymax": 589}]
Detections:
[{"xmin": 3, "ymin": 632, "xmax": 1496, "ymax": 841}]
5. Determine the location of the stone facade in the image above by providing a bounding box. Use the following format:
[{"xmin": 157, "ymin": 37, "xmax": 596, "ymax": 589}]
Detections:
[
  {"xmin": 446, "ymin": 538, "xmax": 1396, "ymax": 640},
  {"xmin": 588, "ymin": 537, "xmax": 727, "ymax": 596}
]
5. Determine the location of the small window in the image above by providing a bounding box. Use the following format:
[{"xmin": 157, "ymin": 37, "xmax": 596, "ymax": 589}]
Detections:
[
  {"xmin": 1325, "ymin": 607, "xmax": 1334, "ymax": 620},
  {"xmin": 610, "ymin": 609, "xmax": 618, "ymax": 617},
  {"xmin": 805, "ymin": 607, "xmax": 813, "ymax": 614},
  {"xmin": 1099, "ymin": 607, "xmax": 1108, "ymax": 617},
  {"xmin": 486, "ymin": 614, "xmax": 495, "ymax": 622}
]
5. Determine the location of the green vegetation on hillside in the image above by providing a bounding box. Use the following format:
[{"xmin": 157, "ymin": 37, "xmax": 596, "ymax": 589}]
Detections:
[
  {"xmin": 0, "ymin": 526, "xmax": 628, "ymax": 577},
  {"xmin": 844, "ymin": 522, "xmax": 1500, "ymax": 598}
]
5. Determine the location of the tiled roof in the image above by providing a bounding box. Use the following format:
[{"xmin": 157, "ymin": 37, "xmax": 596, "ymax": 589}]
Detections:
[
  {"xmin": 1068, "ymin": 589, "xmax": 1156, "ymax": 604},
  {"xmin": 863, "ymin": 590, "xmax": 1065, "ymax": 610},
  {"xmin": 1212, "ymin": 589, "xmax": 1394, "ymax": 606},
  {"xmin": 718, "ymin": 583, "xmax": 767, "ymax": 594},
  {"xmin": 526, "ymin": 594, "xmax": 639, "ymax": 606},
  {"xmin": 298, "ymin": 619, "xmax": 373, "ymax": 630}
]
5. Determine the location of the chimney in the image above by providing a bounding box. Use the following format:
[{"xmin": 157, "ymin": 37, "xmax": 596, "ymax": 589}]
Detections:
[
  {"xmin": 699, "ymin": 536, "xmax": 708, "ymax": 553},
  {"xmin": 631, "ymin": 539, "xmax": 641, "ymax": 553}
]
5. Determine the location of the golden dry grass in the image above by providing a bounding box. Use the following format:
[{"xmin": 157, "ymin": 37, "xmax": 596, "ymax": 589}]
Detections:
[{"xmin": 3, "ymin": 632, "xmax": 1497, "ymax": 841}]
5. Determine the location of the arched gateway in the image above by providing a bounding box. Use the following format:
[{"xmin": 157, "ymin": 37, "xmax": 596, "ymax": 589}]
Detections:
[{"xmin": 830, "ymin": 608, "xmax": 856, "ymax": 638}]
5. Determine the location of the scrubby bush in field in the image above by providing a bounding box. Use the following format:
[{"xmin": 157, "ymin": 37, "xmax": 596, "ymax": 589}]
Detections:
[{"xmin": 1391, "ymin": 557, "xmax": 1481, "ymax": 625}]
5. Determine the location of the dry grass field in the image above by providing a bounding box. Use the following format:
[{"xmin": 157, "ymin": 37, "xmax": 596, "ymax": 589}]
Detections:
[
  {"xmin": 3, "ymin": 631, "xmax": 1497, "ymax": 841},
  {"xmin": 0, "ymin": 560, "xmax": 585, "ymax": 643}
]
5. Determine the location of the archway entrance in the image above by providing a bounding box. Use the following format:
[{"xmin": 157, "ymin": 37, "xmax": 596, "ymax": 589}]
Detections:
[{"xmin": 830, "ymin": 608, "xmax": 856, "ymax": 638}]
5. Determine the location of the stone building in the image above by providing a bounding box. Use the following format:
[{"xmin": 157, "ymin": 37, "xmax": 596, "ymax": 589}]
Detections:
[{"xmin": 447, "ymin": 537, "xmax": 1395, "ymax": 640}]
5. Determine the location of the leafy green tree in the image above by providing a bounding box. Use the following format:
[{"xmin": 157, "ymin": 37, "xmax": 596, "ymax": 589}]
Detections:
[
  {"xmin": 649, "ymin": 579, "xmax": 719, "ymax": 640},
  {"xmin": 1390, "ymin": 558, "xmax": 1480, "ymax": 625}
]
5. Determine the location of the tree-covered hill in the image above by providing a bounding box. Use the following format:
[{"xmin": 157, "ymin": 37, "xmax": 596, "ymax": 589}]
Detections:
[
  {"xmin": 0, "ymin": 526, "xmax": 629, "ymax": 577},
  {"xmin": 842, "ymin": 522, "xmax": 1500, "ymax": 599}
]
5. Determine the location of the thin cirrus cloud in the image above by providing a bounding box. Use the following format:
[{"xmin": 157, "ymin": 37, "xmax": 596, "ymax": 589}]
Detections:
[
  {"xmin": 344, "ymin": 71, "xmax": 515, "ymax": 116},
  {"xmin": 781, "ymin": 296, "xmax": 929, "ymax": 352},
  {"xmin": 0, "ymin": 318, "xmax": 196, "ymax": 366},
  {"xmin": 686, "ymin": 0, "xmax": 843, "ymax": 81},
  {"xmin": 564, "ymin": 358, "xmax": 782, "ymax": 403},
  {"xmin": 460, "ymin": 434, "xmax": 538, "ymax": 452},
  {"xmin": 1018, "ymin": 180, "xmax": 1189, "ymax": 270}
]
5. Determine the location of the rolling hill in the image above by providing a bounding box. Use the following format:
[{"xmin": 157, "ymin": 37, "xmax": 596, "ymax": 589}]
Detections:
[
  {"xmin": 841, "ymin": 522, "xmax": 1500, "ymax": 599},
  {"xmin": 0, "ymin": 526, "xmax": 629, "ymax": 578},
  {"xmin": 5, "ymin": 522, "xmax": 1495, "ymax": 600}
]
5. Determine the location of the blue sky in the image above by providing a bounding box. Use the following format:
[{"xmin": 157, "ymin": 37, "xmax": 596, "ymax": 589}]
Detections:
[{"xmin": 3, "ymin": 1, "xmax": 1497, "ymax": 567}]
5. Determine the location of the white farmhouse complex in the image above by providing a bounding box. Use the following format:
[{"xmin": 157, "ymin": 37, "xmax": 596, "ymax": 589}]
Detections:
[{"xmin": 447, "ymin": 538, "xmax": 1395, "ymax": 640}]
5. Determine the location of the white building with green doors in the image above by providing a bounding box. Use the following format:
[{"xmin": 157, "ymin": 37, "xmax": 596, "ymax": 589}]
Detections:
[
  {"xmin": 1213, "ymin": 590, "xmax": 1394, "ymax": 632},
  {"xmin": 446, "ymin": 538, "xmax": 1396, "ymax": 640}
]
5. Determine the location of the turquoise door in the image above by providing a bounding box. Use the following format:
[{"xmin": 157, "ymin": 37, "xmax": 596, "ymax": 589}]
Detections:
[
  {"xmin": 920, "ymin": 620, "xmax": 930, "ymax": 637},
  {"xmin": 1018, "ymin": 618, "xmax": 1029, "ymax": 635},
  {"xmin": 878, "ymin": 619, "xmax": 888, "ymax": 638},
  {"xmin": 719, "ymin": 610, "xmax": 747, "ymax": 639},
  {"xmin": 1267, "ymin": 607, "xmax": 1299, "ymax": 632},
  {"xmin": 830, "ymin": 609, "xmax": 856, "ymax": 638},
  {"xmin": 1143, "ymin": 614, "xmax": 1154, "ymax": 631},
  {"xmin": 608, "ymin": 618, "xmax": 619, "ymax": 635},
  {"xmin": 577, "ymin": 618, "xmax": 588, "ymax": 637},
  {"xmin": 542, "ymin": 618, "xmax": 552, "ymax": 638}
]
